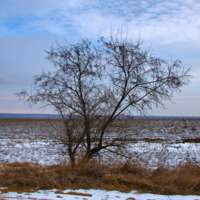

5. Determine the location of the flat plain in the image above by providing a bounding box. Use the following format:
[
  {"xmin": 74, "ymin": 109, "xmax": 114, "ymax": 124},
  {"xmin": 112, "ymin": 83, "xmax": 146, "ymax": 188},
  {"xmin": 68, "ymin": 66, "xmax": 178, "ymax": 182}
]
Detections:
[
  {"xmin": 1, "ymin": 118, "xmax": 200, "ymax": 199},
  {"xmin": 1, "ymin": 118, "xmax": 200, "ymax": 168}
]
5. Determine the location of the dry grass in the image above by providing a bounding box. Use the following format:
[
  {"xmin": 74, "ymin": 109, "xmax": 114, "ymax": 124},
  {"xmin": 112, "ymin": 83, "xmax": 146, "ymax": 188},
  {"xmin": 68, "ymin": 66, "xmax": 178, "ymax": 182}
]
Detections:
[
  {"xmin": 0, "ymin": 161, "xmax": 200, "ymax": 195},
  {"xmin": 1, "ymin": 118, "xmax": 200, "ymax": 195},
  {"xmin": 55, "ymin": 191, "xmax": 92, "ymax": 196}
]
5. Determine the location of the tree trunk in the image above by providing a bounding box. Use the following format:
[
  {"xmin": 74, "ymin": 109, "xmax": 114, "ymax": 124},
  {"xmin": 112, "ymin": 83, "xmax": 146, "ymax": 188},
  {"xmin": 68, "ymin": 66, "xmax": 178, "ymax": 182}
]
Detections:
[
  {"xmin": 78, "ymin": 147, "xmax": 101, "ymax": 166},
  {"xmin": 78, "ymin": 151, "xmax": 92, "ymax": 166},
  {"xmin": 69, "ymin": 154, "xmax": 75, "ymax": 168}
]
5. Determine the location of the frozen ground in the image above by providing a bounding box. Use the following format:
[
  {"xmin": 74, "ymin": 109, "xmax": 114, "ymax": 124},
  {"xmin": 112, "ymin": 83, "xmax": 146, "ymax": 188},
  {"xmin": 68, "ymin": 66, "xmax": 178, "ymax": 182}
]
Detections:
[
  {"xmin": 1, "ymin": 138, "xmax": 200, "ymax": 168},
  {"xmin": 1, "ymin": 188, "xmax": 200, "ymax": 200},
  {"xmin": 1, "ymin": 118, "xmax": 200, "ymax": 168},
  {"xmin": 1, "ymin": 118, "xmax": 200, "ymax": 199}
]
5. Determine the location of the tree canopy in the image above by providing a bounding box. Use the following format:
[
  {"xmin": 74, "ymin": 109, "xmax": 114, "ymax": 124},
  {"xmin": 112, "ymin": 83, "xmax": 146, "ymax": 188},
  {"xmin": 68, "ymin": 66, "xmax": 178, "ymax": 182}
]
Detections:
[{"xmin": 17, "ymin": 30, "xmax": 191, "ymax": 166}]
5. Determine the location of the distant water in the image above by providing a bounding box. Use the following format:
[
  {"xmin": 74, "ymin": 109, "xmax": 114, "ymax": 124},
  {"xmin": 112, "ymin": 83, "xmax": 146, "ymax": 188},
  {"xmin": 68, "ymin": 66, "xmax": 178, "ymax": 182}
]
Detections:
[{"xmin": 0, "ymin": 113, "xmax": 199, "ymax": 119}]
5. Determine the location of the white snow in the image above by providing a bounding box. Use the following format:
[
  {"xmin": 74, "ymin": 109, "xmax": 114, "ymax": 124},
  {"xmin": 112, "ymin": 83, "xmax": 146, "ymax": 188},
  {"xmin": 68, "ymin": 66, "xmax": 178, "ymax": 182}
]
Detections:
[
  {"xmin": 1, "ymin": 188, "xmax": 200, "ymax": 200},
  {"xmin": 1, "ymin": 138, "xmax": 200, "ymax": 168},
  {"xmin": 1, "ymin": 119, "xmax": 200, "ymax": 199}
]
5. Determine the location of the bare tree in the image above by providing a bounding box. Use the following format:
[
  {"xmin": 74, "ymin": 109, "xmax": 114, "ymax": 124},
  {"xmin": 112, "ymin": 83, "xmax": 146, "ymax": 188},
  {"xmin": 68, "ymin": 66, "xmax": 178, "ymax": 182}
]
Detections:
[{"xmin": 17, "ymin": 30, "xmax": 191, "ymax": 167}]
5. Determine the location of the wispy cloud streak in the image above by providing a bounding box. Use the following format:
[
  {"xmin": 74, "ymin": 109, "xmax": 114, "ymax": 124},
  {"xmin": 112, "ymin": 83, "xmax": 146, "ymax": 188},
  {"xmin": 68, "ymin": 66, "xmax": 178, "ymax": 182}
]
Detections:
[
  {"xmin": 0, "ymin": 0, "xmax": 200, "ymax": 43},
  {"xmin": 0, "ymin": 0, "xmax": 199, "ymax": 115}
]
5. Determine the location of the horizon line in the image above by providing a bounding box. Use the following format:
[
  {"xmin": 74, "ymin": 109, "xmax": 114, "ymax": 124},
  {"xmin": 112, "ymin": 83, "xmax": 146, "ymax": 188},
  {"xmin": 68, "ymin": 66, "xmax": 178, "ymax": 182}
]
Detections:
[{"xmin": 0, "ymin": 113, "xmax": 200, "ymax": 118}]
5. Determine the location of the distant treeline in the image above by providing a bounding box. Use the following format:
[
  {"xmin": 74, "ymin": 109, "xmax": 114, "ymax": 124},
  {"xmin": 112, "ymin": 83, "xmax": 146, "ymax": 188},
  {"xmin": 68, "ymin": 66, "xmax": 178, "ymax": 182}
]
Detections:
[{"xmin": 0, "ymin": 113, "xmax": 199, "ymax": 119}]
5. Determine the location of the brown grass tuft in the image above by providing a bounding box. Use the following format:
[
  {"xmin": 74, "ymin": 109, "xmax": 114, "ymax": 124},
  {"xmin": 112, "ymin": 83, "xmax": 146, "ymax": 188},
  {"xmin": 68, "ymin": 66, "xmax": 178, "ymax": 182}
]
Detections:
[
  {"xmin": 1, "ymin": 161, "xmax": 200, "ymax": 195},
  {"xmin": 65, "ymin": 191, "xmax": 92, "ymax": 196}
]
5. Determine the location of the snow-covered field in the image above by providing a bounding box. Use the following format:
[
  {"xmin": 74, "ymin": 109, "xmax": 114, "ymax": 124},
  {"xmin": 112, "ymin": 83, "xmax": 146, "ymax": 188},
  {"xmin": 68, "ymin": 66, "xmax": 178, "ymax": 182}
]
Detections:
[
  {"xmin": 1, "ymin": 138, "xmax": 200, "ymax": 168},
  {"xmin": 1, "ymin": 188, "xmax": 200, "ymax": 200},
  {"xmin": 1, "ymin": 118, "xmax": 200, "ymax": 168},
  {"xmin": 1, "ymin": 118, "xmax": 200, "ymax": 199}
]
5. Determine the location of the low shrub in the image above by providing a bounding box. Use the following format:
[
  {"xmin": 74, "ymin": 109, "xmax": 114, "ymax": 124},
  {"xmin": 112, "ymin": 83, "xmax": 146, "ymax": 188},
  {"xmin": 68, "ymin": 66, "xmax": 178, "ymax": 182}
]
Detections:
[{"xmin": 0, "ymin": 160, "xmax": 200, "ymax": 195}]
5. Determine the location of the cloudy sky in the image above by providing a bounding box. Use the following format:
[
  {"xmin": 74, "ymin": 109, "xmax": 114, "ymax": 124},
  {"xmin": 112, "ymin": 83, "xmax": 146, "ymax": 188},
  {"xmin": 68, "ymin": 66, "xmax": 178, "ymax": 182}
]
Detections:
[{"xmin": 0, "ymin": 0, "xmax": 199, "ymax": 116}]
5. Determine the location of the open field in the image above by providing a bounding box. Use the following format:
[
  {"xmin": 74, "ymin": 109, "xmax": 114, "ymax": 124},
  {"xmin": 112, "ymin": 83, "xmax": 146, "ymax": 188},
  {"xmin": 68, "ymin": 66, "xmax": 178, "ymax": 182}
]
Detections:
[
  {"xmin": 1, "ymin": 118, "xmax": 200, "ymax": 199},
  {"xmin": 1, "ymin": 118, "xmax": 200, "ymax": 168}
]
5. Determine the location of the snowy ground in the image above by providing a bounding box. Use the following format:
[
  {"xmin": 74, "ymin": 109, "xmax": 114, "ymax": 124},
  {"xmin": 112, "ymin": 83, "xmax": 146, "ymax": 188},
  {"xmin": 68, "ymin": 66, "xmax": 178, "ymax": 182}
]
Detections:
[
  {"xmin": 1, "ymin": 118, "xmax": 200, "ymax": 199},
  {"xmin": 1, "ymin": 188, "xmax": 200, "ymax": 200},
  {"xmin": 1, "ymin": 118, "xmax": 200, "ymax": 168},
  {"xmin": 1, "ymin": 138, "xmax": 200, "ymax": 168}
]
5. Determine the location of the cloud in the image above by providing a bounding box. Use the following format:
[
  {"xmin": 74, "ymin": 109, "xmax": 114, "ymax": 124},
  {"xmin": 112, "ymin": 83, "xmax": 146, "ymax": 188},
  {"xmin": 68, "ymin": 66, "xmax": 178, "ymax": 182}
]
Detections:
[
  {"xmin": 0, "ymin": 0, "xmax": 199, "ymax": 115},
  {"xmin": 0, "ymin": 0, "xmax": 200, "ymax": 44}
]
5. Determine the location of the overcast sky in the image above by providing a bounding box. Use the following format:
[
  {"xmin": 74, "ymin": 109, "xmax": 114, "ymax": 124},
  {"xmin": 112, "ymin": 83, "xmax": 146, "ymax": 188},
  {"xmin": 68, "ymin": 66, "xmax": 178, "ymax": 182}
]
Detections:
[{"xmin": 0, "ymin": 0, "xmax": 199, "ymax": 116}]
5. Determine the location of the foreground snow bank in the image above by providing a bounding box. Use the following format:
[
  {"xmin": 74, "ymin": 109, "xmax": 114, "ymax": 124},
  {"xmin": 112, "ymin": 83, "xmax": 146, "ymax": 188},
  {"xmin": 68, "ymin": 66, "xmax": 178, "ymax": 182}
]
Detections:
[{"xmin": 1, "ymin": 188, "xmax": 200, "ymax": 200}]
